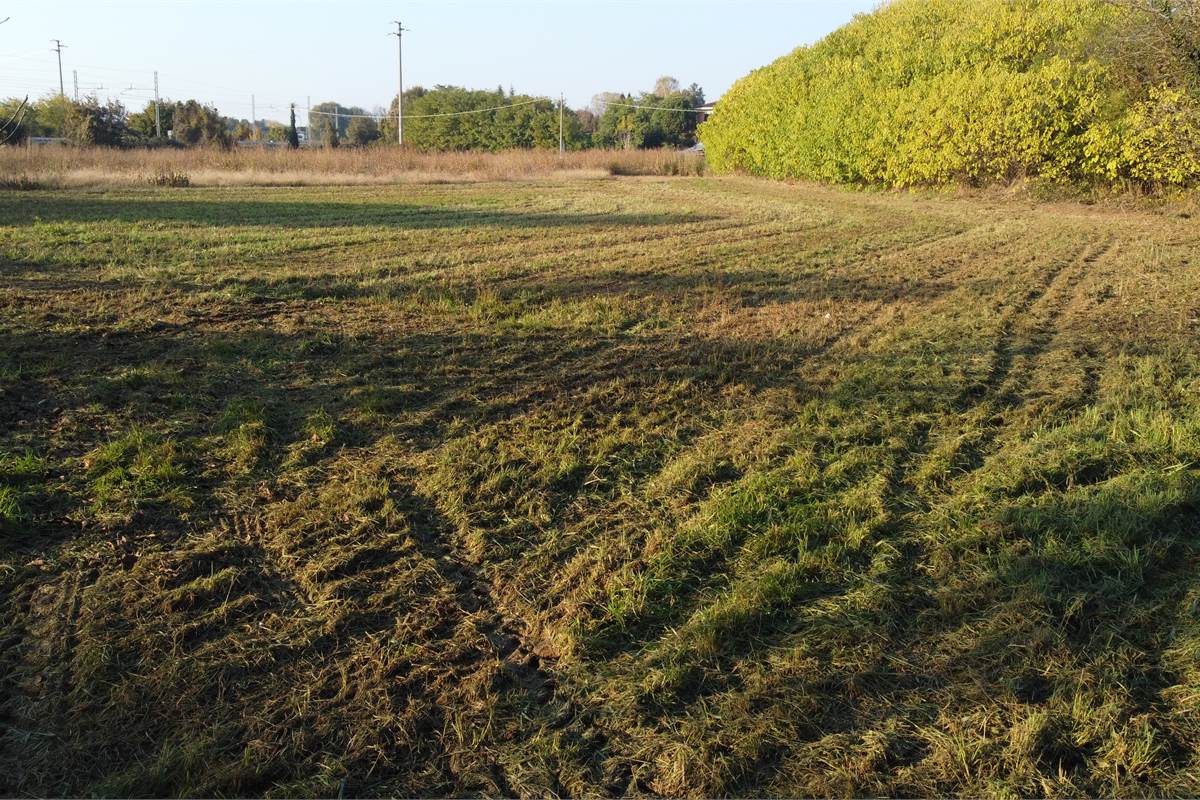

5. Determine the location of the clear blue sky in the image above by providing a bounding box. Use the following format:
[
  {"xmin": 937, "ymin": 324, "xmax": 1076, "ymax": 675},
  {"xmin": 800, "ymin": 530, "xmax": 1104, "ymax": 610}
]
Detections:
[{"xmin": 0, "ymin": 1, "xmax": 875, "ymax": 123}]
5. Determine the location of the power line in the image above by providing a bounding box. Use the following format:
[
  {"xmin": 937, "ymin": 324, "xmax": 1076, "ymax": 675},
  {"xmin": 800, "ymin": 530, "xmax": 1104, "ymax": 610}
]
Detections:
[
  {"xmin": 599, "ymin": 100, "xmax": 707, "ymax": 113},
  {"xmin": 2, "ymin": 41, "xmax": 709, "ymax": 129},
  {"xmin": 307, "ymin": 98, "xmax": 543, "ymax": 120}
]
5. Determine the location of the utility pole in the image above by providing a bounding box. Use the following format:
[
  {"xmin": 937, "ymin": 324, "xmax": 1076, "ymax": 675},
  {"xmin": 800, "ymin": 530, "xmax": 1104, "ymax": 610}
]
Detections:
[
  {"xmin": 251, "ymin": 93, "xmax": 256, "ymax": 143},
  {"xmin": 73, "ymin": 69, "xmax": 78, "ymax": 101},
  {"xmin": 559, "ymin": 92, "xmax": 565, "ymax": 156},
  {"xmin": 306, "ymin": 95, "xmax": 310, "ymax": 146},
  {"xmin": 50, "ymin": 39, "xmax": 66, "ymax": 97},
  {"xmin": 389, "ymin": 20, "xmax": 409, "ymax": 146},
  {"xmin": 153, "ymin": 71, "xmax": 161, "ymax": 138}
]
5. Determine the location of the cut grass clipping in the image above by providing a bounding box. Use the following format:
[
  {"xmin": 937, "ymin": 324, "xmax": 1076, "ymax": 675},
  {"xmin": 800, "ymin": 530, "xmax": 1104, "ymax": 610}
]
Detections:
[{"xmin": 1, "ymin": 177, "xmax": 1199, "ymax": 796}]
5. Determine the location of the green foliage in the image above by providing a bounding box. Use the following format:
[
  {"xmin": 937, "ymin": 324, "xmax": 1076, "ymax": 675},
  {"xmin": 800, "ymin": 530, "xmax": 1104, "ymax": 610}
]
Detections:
[
  {"xmin": 308, "ymin": 114, "xmax": 335, "ymax": 147},
  {"xmin": 0, "ymin": 449, "xmax": 46, "ymax": 532},
  {"xmin": 287, "ymin": 106, "xmax": 300, "ymax": 149},
  {"xmin": 0, "ymin": 97, "xmax": 31, "ymax": 144},
  {"xmin": 345, "ymin": 115, "xmax": 380, "ymax": 147},
  {"xmin": 593, "ymin": 81, "xmax": 705, "ymax": 150},
  {"xmin": 62, "ymin": 97, "xmax": 129, "ymax": 147},
  {"xmin": 26, "ymin": 94, "xmax": 73, "ymax": 138},
  {"xmin": 170, "ymin": 100, "xmax": 229, "ymax": 148},
  {"xmin": 264, "ymin": 121, "xmax": 288, "ymax": 143},
  {"xmin": 229, "ymin": 120, "xmax": 255, "ymax": 143},
  {"xmin": 128, "ymin": 99, "xmax": 171, "ymax": 140},
  {"xmin": 701, "ymin": 0, "xmax": 1200, "ymax": 188},
  {"xmin": 85, "ymin": 430, "xmax": 190, "ymax": 526},
  {"xmin": 379, "ymin": 86, "xmax": 585, "ymax": 152},
  {"xmin": 1084, "ymin": 84, "xmax": 1200, "ymax": 186}
]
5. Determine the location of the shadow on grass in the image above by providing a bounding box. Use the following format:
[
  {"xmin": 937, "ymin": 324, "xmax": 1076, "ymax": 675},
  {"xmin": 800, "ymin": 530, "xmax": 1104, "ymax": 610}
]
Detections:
[
  {"xmin": 0, "ymin": 195, "xmax": 719, "ymax": 230},
  {"xmin": 3, "ymin": 260, "xmax": 957, "ymax": 314}
]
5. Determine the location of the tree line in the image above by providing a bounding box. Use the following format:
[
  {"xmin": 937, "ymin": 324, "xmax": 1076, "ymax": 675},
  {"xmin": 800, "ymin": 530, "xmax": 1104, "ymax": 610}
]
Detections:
[
  {"xmin": 0, "ymin": 75, "xmax": 705, "ymax": 151},
  {"xmin": 0, "ymin": 94, "xmax": 253, "ymax": 148}
]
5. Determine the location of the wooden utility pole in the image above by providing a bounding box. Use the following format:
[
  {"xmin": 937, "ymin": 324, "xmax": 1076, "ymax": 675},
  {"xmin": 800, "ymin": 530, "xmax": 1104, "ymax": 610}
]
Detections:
[
  {"xmin": 390, "ymin": 21, "xmax": 409, "ymax": 146},
  {"xmin": 51, "ymin": 39, "xmax": 66, "ymax": 97}
]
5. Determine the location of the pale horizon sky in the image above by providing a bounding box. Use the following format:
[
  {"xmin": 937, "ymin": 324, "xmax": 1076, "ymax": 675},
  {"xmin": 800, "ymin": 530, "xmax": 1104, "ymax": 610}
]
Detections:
[{"xmin": 1, "ymin": 1, "xmax": 876, "ymax": 124}]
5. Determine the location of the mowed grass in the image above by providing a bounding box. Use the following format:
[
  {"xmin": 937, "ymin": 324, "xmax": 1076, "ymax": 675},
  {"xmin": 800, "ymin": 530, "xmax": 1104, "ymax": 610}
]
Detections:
[{"xmin": 2, "ymin": 176, "xmax": 1200, "ymax": 797}]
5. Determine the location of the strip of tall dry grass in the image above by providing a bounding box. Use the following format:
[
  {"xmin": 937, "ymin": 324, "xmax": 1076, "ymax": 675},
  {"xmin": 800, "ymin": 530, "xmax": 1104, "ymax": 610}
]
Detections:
[{"xmin": 0, "ymin": 145, "xmax": 704, "ymax": 188}]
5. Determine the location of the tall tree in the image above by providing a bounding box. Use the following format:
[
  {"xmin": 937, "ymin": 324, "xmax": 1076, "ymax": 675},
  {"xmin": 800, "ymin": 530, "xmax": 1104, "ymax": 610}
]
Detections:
[
  {"xmin": 654, "ymin": 75, "xmax": 681, "ymax": 97},
  {"xmin": 287, "ymin": 105, "xmax": 299, "ymax": 149}
]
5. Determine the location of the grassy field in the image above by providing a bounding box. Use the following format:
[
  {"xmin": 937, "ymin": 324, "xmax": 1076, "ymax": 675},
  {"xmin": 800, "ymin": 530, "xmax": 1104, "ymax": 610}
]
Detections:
[{"xmin": 2, "ymin": 175, "xmax": 1199, "ymax": 797}]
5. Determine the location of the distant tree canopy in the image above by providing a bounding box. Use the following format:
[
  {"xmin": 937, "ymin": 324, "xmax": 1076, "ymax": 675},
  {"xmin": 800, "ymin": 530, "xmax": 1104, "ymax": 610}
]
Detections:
[
  {"xmin": 0, "ymin": 93, "xmax": 250, "ymax": 147},
  {"xmin": 169, "ymin": 100, "xmax": 229, "ymax": 147},
  {"xmin": 127, "ymin": 100, "xmax": 172, "ymax": 140},
  {"xmin": 345, "ymin": 115, "xmax": 381, "ymax": 146},
  {"xmin": 63, "ymin": 97, "xmax": 128, "ymax": 146},
  {"xmin": 2, "ymin": 75, "xmax": 706, "ymax": 151},
  {"xmin": 701, "ymin": 0, "xmax": 1200, "ymax": 188},
  {"xmin": 0, "ymin": 94, "xmax": 128, "ymax": 145},
  {"xmin": 378, "ymin": 86, "xmax": 584, "ymax": 151},
  {"xmin": 309, "ymin": 101, "xmax": 375, "ymax": 146},
  {"xmin": 265, "ymin": 121, "xmax": 288, "ymax": 143},
  {"xmin": 229, "ymin": 119, "xmax": 256, "ymax": 143},
  {"xmin": 2, "ymin": 94, "xmax": 73, "ymax": 141},
  {"xmin": 0, "ymin": 97, "xmax": 32, "ymax": 144},
  {"xmin": 592, "ymin": 79, "xmax": 705, "ymax": 149}
]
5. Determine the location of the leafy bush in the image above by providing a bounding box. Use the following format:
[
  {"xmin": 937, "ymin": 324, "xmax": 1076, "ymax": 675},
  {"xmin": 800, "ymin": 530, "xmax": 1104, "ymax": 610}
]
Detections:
[
  {"xmin": 701, "ymin": 0, "xmax": 1200, "ymax": 188},
  {"xmin": 1084, "ymin": 86, "xmax": 1200, "ymax": 187}
]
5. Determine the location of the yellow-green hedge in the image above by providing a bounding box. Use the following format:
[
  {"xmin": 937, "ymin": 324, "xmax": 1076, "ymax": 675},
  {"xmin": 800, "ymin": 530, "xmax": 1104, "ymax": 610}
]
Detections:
[{"xmin": 701, "ymin": 0, "xmax": 1200, "ymax": 188}]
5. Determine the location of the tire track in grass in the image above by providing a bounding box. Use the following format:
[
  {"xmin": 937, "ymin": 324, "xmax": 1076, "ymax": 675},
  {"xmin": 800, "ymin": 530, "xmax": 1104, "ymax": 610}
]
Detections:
[
  {"xmin": 938, "ymin": 236, "xmax": 1114, "ymax": 483},
  {"xmin": 215, "ymin": 504, "xmax": 549, "ymax": 794},
  {"xmin": 0, "ymin": 567, "xmax": 86, "ymax": 794},
  {"xmin": 794, "ymin": 237, "xmax": 1113, "ymax": 729},
  {"xmin": 397, "ymin": 485, "xmax": 557, "ymax": 705},
  {"xmin": 989, "ymin": 237, "xmax": 1110, "ymax": 401},
  {"xmin": 856, "ymin": 237, "xmax": 1112, "ymax": 645}
]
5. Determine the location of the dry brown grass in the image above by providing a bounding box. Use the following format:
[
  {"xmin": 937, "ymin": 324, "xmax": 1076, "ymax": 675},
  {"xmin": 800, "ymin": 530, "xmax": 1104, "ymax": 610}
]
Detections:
[{"xmin": 0, "ymin": 145, "xmax": 705, "ymax": 187}]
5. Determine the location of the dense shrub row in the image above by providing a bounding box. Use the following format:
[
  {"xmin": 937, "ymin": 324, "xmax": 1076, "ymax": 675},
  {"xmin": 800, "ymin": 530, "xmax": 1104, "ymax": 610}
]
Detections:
[{"xmin": 700, "ymin": 0, "xmax": 1200, "ymax": 188}]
